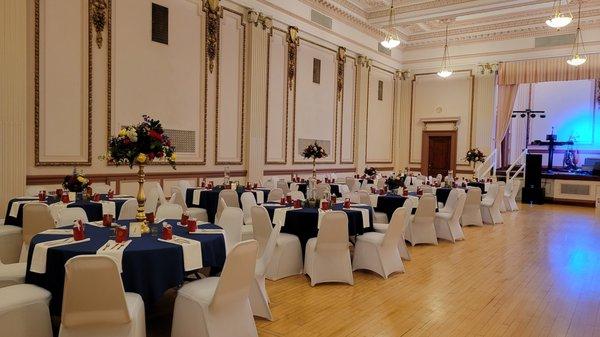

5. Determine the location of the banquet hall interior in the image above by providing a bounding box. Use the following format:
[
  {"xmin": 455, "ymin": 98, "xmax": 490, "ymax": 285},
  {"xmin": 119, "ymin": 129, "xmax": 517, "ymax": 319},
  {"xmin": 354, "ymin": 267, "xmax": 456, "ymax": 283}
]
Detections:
[{"xmin": 2, "ymin": 0, "xmax": 600, "ymax": 336}]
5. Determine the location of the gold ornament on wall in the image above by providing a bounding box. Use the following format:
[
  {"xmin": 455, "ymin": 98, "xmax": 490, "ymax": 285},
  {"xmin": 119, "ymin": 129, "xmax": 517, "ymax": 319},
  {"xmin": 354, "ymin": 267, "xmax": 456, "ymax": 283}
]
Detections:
[
  {"xmin": 247, "ymin": 10, "xmax": 273, "ymax": 33},
  {"xmin": 287, "ymin": 26, "xmax": 300, "ymax": 91},
  {"xmin": 90, "ymin": 0, "xmax": 107, "ymax": 49},
  {"xmin": 336, "ymin": 47, "xmax": 346, "ymax": 101},
  {"xmin": 396, "ymin": 70, "xmax": 410, "ymax": 80},
  {"xmin": 357, "ymin": 55, "xmax": 371, "ymax": 69},
  {"xmin": 204, "ymin": 0, "xmax": 222, "ymax": 73}
]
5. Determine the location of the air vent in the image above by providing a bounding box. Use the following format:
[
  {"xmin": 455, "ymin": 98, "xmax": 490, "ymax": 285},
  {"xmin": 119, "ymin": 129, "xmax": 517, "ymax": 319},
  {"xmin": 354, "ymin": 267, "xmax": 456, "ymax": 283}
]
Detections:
[
  {"xmin": 164, "ymin": 129, "xmax": 195, "ymax": 153},
  {"xmin": 535, "ymin": 34, "xmax": 575, "ymax": 48},
  {"xmin": 378, "ymin": 44, "xmax": 392, "ymax": 56},
  {"xmin": 560, "ymin": 184, "xmax": 590, "ymax": 196},
  {"xmin": 311, "ymin": 10, "xmax": 332, "ymax": 29}
]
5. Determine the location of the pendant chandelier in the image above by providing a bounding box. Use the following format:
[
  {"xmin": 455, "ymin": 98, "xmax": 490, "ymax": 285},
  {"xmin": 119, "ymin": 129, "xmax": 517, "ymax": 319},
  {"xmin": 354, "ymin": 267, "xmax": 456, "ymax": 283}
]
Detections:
[
  {"xmin": 567, "ymin": 1, "xmax": 586, "ymax": 66},
  {"xmin": 380, "ymin": 0, "xmax": 400, "ymax": 49},
  {"xmin": 437, "ymin": 22, "xmax": 452, "ymax": 78},
  {"xmin": 545, "ymin": 0, "xmax": 573, "ymax": 29}
]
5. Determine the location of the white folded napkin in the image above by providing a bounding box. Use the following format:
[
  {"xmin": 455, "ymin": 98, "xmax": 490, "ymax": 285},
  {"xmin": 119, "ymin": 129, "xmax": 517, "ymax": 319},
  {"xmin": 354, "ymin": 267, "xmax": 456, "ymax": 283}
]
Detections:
[
  {"xmin": 9, "ymin": 200, "xmax": 37, "ymax": 218},
  {"xmin": 88, "ymin": 221, "xmax": 107, "ymax": 228},
  {"xmin": 369, "ymin": 195, "xmax": 379, "ymax": 207},
  {"xmin": 30, "ymin": 238, "xmax": 91, "ymax": 274},
  {"xmin": 97, "ymin": 240, "xmax": 132, "ymax": 273},
  {"xmin": 158, "ymin": 235, "xmax": 203, "ymax": 271},
  {"xmin": 254, "ymin": 190, "xmax": 264, "ymax": 204},
  {"xmin": 99, "ymin": 201, "xmax": 116, "ymax": 217},
  {"xmin": 262, "ymin": 203, "xmax": 281, "ymax": 206},
  {"xmin": 39, "ymin": 229, "xmax": 72, "ymax": 235},
  {"xmin": 272, "ymin": 207, "xmax": 293, "ymax": 227},
  {"xmin": 189, "ymin": 228, "xmax": 224, "ymax": 235},
  {"xmin": 192, "ymin": 189, "xmax": 203, "ymax": 205},
  {"xmin": 350, "ymin": 208, "xmax": 371, "ymax": 228}
]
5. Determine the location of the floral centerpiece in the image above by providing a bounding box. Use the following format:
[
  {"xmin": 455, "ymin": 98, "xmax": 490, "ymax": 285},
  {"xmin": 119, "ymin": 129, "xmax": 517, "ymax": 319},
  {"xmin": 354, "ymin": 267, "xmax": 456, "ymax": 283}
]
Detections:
[
  {"xmin": 465, "ymin": 148, "xmax": 486, "ymax": 167},
  {"xmin": 62, "ymin": 168, "xmax": 90, "ymax": 193},
  {"xmin": 102, "ymin": 115, "xmax": 176, "ymax": 233},
  {"xmin": 385, "ymin": 175, "xmax": 403, "ymax": 190},
  {"xmin": 302, "ymin": 141, "xmax": 327, "ymax": 178},
  {"xmin": 364, "ymin": 166, "xmax": 377, "ymax": 178}
]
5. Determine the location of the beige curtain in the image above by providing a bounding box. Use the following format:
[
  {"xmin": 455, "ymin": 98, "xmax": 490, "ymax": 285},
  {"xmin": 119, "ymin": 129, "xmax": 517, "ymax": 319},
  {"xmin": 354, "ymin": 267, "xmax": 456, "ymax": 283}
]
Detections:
[
  {"xmin": 495, "ymin": 84, "xmax": 519, "ymax": 148},
  {"xmin": 498, "ymin": 53, "xmax": 600, "ymax": 85}
]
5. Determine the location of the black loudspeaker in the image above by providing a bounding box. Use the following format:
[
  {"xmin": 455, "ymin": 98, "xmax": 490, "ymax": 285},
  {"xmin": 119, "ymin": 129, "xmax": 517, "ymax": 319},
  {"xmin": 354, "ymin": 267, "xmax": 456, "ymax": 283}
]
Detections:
[
  {"xmin": 521, "ymin": 187, "xmax": 545, "ymax": 204},
  {"xmin": 524, "ymin": 154, "xmax": 542, "ymax": 189}
]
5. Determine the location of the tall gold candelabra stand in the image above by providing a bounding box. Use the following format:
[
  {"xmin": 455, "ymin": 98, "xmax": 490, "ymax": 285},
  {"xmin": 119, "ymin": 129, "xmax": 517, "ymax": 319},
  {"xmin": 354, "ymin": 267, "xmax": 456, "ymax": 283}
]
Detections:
[{"xmin": 135, "ymin": 164, "xmax": 150, "ymax": 234}]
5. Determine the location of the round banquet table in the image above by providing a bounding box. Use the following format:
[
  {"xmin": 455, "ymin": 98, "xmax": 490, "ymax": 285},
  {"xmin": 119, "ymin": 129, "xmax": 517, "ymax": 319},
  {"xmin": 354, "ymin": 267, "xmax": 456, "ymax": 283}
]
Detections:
[
  {"xmin": 263, "ymin": 203, "xmax": 373, "ymax": 254},
  {"xmin": 4, "ymin": 194, "xmax": 131, "ymax": 228},
  {"xmin": 289, "ymin": 182, "xmax": 343, "ymax": 197},
  {"xmin": 373, "ymin": 194, "xmax": 408, "ymax": 220},
  {"xmin": 185, "ymin": 187, "xmax": 270, "ymax": 223},
  {"xmin": 25, "ymin": 219, "xmax": 226, "ymax": 314}
]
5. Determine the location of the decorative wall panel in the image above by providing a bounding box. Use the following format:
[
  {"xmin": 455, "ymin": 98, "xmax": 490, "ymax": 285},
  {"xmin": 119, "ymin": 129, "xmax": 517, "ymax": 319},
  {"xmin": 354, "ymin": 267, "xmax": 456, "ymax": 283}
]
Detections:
[
  {"xmin": 111, "ymin": 0, "xmax": 205, "ymax": 164},
  {"xmin": 294, "ymin": 39, "xmax": 337, "ymax": 164},
  {"xmin": 340, "ymin": 56, "xmax": 357, "ymax": 164},
  {"xmin": 366, "ymin": 66, "xmax": 394, "ymax": 164},
  {"xmin": 265, "ymin": 28, "xmax": 288, "ymax": 164},
  {"xmin": 35, "ymin": 0, "xmax": 91, "ymax": 166}
]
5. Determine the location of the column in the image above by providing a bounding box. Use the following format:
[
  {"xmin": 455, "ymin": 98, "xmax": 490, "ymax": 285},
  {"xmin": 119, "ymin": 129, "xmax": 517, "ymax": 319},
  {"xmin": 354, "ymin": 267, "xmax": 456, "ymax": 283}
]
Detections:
[
  {"xmin": 0, "ymin": 0, "xmax": 27, "ymax": 215},
  {"xmin": 245, "ymin": 11, "xmax": 272, "ymax": 182},
  {"xmin": 355, "ymin": 55, "xmax": 371, "ymax": 173}
]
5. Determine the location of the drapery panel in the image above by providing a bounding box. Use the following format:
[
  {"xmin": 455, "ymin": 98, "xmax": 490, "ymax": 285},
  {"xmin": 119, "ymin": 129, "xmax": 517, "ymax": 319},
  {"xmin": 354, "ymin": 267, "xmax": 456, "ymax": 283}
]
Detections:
[{"xmin": 498, "ymin": 54, "xmax": 600, "ymax": 86}]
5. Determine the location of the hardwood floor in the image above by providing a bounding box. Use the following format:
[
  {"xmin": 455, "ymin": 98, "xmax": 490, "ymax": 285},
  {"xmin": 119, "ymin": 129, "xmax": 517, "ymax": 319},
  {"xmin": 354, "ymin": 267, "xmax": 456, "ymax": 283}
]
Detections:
[{"xmin": 255, "ymin": 204, "xmax": 600, "ymax": 337}]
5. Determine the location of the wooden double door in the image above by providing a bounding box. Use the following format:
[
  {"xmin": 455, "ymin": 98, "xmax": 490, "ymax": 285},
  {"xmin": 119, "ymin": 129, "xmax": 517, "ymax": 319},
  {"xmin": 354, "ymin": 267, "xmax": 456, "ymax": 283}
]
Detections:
[{"xmin": 421, "ymin": 131, "xmax": 457, "ymax": 177}]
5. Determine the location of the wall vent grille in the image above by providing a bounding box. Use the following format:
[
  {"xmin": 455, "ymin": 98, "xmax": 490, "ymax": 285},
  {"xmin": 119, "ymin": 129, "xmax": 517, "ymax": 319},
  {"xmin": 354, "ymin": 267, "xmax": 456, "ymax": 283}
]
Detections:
[
  {"xmin": 560, "ymin": 184, "xmax": 590, "ymax": 196},
  {"xmin": 311, "ymin": 10, "xmax": 332, "ymax": 29},
  {"xmin": 378, "ymin": 44, "xmax": 392, "ymax": 56},
  {"xmin": 164, "ymin": 129, "xmax": 195, "ymax": 153},
  {"xmin": 535, "ymin": 34, "xmax": 575, "ymax": 48}
]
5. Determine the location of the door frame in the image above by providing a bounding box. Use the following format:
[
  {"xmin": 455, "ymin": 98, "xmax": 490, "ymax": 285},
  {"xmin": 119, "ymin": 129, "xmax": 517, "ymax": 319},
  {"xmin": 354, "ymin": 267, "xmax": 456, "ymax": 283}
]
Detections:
[{"xmin": 421, "ymin": 130, "xmax": 457, "ymax": 176}]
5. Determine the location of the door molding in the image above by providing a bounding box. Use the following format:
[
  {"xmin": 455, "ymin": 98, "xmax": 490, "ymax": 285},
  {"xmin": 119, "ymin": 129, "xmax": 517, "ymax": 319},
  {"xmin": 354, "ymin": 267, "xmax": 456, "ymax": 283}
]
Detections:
[{"xmin": 421, "ymin": 130, "xmax": 457, "ymax": 176}]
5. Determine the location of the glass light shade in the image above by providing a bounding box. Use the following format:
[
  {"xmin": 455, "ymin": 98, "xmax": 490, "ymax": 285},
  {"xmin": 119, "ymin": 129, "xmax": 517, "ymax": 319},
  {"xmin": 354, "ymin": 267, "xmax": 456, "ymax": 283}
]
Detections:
[
  {"xmin": 545, "ymin": 14, "xmax": 572, "ymax": 28},
  {"xmin": 567, "ymin": 54, "xmax": 587, "ymax": 66},
  {"xmin": 380, "ymin": 35, "xmax": 400, "ymax": 49},
  {"xmin": 437, "ymin": 69, "xmax": 453, "ymax": 78}
]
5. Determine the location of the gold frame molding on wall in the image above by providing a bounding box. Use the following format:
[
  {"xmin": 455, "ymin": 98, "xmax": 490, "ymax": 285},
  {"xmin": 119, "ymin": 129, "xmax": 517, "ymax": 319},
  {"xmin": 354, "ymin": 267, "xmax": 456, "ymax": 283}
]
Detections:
[
  {"xmin": 408, "ymin": 70, "xmax": 475, "ymax": 167},
  {"xmin": 214, "ymin": 6, "xmax": 246, "ymax": 165},
  {"xmin": 291, "ymin": 37, "xmax": 338, "ymax": 165},
  {"xmin": 107, "ymin": 0, "xmax": 207, "ymax": 165},
  {"xmin": 264, "ymin": 27, "xmax": 289, "ymax": 165},
  {"xmin": 365, "ymin": 64, "xmax": 396, "ymax": 165},
  {"xmin": 339, "ymin": 55, "xmax": 357, "ymax": 165},
  {"xmin": 34, "ymin": 0, "xmax": 93, "ymax": 166}
]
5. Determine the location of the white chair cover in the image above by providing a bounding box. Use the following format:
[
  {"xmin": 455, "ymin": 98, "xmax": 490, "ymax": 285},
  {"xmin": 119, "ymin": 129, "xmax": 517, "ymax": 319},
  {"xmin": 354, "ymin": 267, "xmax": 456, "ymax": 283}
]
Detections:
[
  {"xmin": 504, "ymin": 180, "xmax": 521, "ymax": 212},
  {"xmin": 219, "ymin": 190, "xmax": 240, "ymax": 208},
  {"xmin": 171, "ymin": 241, "xmax": 259, "ymax": 337},
  {"xmin": 461, "ymin": 188, "xmax": 483, "ymax": 227},
  {"xmin": 267, "ymin": 188, "xmax": 284, "ymax": 202},
  {"xmin": 57, "ymin": 207, "xmax": 89, "ymax": 226},
  {"xmin": 0, "ymin": 284, "xmax": 53, "ymax": 337},
  {"xmin": 250, "ymin": 224, "xmax": 282, "ymax": 320},
  {"xmin": 217, "ymin": 207, "xmax": 244, "ymax": 253},
  {"xmin": 155, "ymin": 203, "xmax": 183, "ymax": 220},
  {"xmin": 240, "ymin": 192, "xmax": 256, "ymax": 241},
  {"xmin": 59, "ymin": 255, "xmax": 146, "ymax": 337},
  {"xmin": 481, "ymin": 183, "xmax": 504, "ymax": 225},
  {"xmin": 118, "ymin": 199, "xmax": 138, "ymax": 220},
  {"xmin": 304, "ymin": 211, "xmax": 353, "ymax": 286},
  {"xmin": 287, "ymin": 191, "xmax": 305, "ymax": 201},
  {"xmin": 434, "ymin": 190, "xmax": 466, "ymax": 242},
  {"xmin": 404, "ymin": 194, "xmax": 437, "ymax": 246}
]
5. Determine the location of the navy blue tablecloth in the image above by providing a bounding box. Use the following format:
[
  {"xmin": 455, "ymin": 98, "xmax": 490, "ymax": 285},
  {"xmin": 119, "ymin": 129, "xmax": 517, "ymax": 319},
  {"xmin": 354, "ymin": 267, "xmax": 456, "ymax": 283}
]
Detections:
[
  {"xmin": 5, "ymin": 195, "xmax": 129, "ymax": 228},
  {"xmin": 374, "ymin": 194, "xmax": 408, "ymax": 220},
  {"xmin": 264, "ymin": 203, "xmax": 373, "ymax": 253},
  {"xmin": 435, "ymin": 188, "xmax": 452, "ymax": 205},
  {"xmin": 25, "ymin": 219, "xmax": 226, "ymax": 314},
  {"xmin": 288, "ymin": 182, "xmax": 342, "ymax": 197},
  {"xmin": 185, "ymin": 187, "xmax": 270, "ymax": 223}
]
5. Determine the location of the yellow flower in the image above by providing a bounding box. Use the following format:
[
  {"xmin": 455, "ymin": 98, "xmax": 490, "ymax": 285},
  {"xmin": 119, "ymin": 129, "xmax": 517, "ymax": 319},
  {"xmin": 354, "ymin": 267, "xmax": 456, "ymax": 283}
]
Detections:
[
  {"xmin": 170, "ymin": 152, "xmax": 176, "ymax": 161},
  {"xmin": 137, "ymin": 153, "xmax": 147, "ymax": 163},
  {"xmin": 118, "ymin": 128, "xmax": 126, "ymax": 137},
  {"xmin": 77, "ymin": 176, "xmax": 85, "ymax": 183}
]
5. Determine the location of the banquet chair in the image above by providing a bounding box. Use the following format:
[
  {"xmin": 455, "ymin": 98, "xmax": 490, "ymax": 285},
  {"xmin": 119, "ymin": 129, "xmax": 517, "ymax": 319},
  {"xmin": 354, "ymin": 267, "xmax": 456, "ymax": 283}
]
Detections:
[
  {"xmin": 171, "ymin": 241, "xmax": 259, "ymax": 337},
  {"xmin": 240, "ymin": 192, "xmax": 256, "ymax": 241},
  {"xmin": 461, "ymin": 188, "xmax": 483, "ymax": 227},
  {"xmin": 250, "ymin": 223, "xmax": 282, "ymax": 320},
  {"xmin": 276, "ymin": 180, "xmax": 290, "ymax": 195},
  {"xmin": 144, "ymin": 188, "xmax": 160, "ymax": 215},
  {"xmin": 215, "ymin": 198, "xmax": 227, "ymax": 224},
  {"xmin": 219, "ymin": 189, "xmax": 240, "ymax": 208},
  {"xmin": 288, "ymin": 191, "xmax": 305, "ymax": 201},
  {"xmin": 57, "ymin": 207, "xmax": 89, "ymax": 226},
  {"xmin": 434, "ymin": 190, "xmax": 466, "ymax": 243},
  {"xmin": 217, "ymin": 207, "xmax": 244, "ymax": 253},
  {"xmin": 345, "ymin": 177, "xmax": 358, "ymax": 192},
  {"xmin": 353, "ymin": 208, "xmax": 407, "ymax": 279},
  {"xmin": 314, "ymin": 183, "xmax": 331, "ymax": 200},
  {"xmin": 148, "ymin": 182, "xmax": 168, "ymax": 206},
  {"xmin": 59, "ymin": 255, "xmax": 146, "ymax": 337},
  {"xmin": 1, "ymin": 204, "xmax": 55, "ymax": 288},
  {"xmin": 261, "ymin": 177, "xmax": 274, "ymax": 189},
  {"xmin": 25, "ymin": 186, "xmax": 43, "ymax": 197},
  {"xmin": 118, "ymin": 199, "xmax": 139, "ymax": 220},
  {"xmin": 376, "ymin": 179, "xmax": 386, "ymax": 189},
  {"xmin": 156, "ymin": 203, "xmax": 183, "ymax": 220},
  {"xmin": 266, "ymin": 188, "xmax": 284, "ymax": 203},
  {"xmin": 439, "ymin": 189, "xmax": 462, "ymax": 214},
  {"xmin": 481, "ymin": 183, "xmax": 504, "ymax": 225},
  {"xmin": 503, "ymin": 179, "xmax": 521, "ymax": 212},
  {"xmin": 90, "ymin": 183, "xmax": 112, "ymax": 194},
  {"xmin": 177, "ymin": 180, "xmax": 193, "ymax": 190},
  {"xmin": 0, "ymin": 224, "xmax": 21, "ymax": 265},
  {"xmin": 251, "ymin": 206, "xmax": 303, "ymax": 281},
  {"xmin": 0, "ymin": 284, "xmax": 53, "ymax": 337},
  {"xmin": 373, "ymin": 198, "xmax": 413, "ymax": 260},
  {"xmin": 289, "ymin": 182, "xmax": 300, "ymax": 192},
  {"xmin": 404, "ymin": 194, "xmax": 437, "ymax": 246},
  {"xmin": 359, "ymin": 179, "xmax": 370, "ymax": 191},
  {"xmin": 304, "ymin": 211, "xmax": 353, "ymax": 286},
  {"xmin": 172, "ymin": 191, "xmax": 209, "ymax": 222}
]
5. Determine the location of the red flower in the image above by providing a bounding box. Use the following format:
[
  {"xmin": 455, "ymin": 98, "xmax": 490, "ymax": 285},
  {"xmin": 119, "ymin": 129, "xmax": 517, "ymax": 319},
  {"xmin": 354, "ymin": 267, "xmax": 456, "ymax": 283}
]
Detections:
[{"xmin": 148, "ymin": 130, "xmax": 162, "ymax": 141}]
